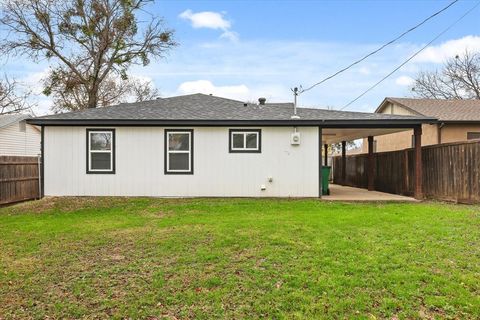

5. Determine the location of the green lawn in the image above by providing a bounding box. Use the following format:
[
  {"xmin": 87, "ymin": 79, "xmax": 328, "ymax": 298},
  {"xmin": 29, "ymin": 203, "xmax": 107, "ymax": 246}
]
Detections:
[{"xmin": 0, "ymin": 198, "xmax": 479, "ymax": 319}]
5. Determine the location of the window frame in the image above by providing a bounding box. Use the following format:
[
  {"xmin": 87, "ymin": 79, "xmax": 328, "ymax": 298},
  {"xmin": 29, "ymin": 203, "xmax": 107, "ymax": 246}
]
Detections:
[
  {"xmin": 467, "ymin": 132, "xmax": 480, "ymax": 140},
  {"xmin": 86, "ymin": 128, "xmax": 115, "ymax": 174},
  {"xmin": 229, "ymin": 129, "xmax": 262, "ymax": 153},
  {"xmin": 164, "ymin": 129, "xmax": 194, "ymax": 175}
]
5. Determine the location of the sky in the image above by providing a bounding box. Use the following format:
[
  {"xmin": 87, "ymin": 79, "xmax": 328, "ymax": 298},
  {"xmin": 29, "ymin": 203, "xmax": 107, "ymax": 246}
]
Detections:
[{"xmin": 2, "ymin": 0, "xmax": 480, "ymax": 115}]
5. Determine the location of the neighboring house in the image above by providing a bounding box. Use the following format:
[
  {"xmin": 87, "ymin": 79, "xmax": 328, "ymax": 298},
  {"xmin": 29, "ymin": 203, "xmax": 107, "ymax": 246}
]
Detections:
[
  {"xmin": 27, "ymin": 94, "xmax": 433, "ymax": 198},
  {"xmin": 0, "ymin": 114, "xmax": 41, "ymax": 156},
  {"xmin": 362, "ymin": 98, "xmax": 480, "ymax": 153}
]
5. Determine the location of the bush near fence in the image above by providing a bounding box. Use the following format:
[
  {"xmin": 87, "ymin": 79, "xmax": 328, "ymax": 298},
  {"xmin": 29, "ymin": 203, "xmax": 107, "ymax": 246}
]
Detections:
[
  {"xmin": 0, "ymin": 156, "xmax": 40, "ymax": 205},
  {"xmin": 333, "ymin": 140, "xmax": 480, "ymax": 203}
]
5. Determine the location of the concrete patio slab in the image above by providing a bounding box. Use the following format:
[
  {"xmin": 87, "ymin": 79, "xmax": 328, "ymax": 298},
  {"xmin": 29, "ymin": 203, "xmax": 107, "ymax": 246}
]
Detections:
[{"xmin": 323, "ymin": 184, "xmax": 419, "ymax": 202}]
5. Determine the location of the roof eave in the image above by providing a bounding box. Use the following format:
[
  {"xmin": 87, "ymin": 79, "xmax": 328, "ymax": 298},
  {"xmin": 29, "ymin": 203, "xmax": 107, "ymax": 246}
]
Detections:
[
  {"xmin": 439, "ymin": 120, "xmax": 480, "ymax": 124},
  {"xmin": 26, "ymin": 118, "xmax": 437, "ymax": 127}
]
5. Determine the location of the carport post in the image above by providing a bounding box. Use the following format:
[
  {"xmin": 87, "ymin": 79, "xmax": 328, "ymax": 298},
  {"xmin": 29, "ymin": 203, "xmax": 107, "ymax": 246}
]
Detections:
[
  {"xmin": 324, "ymin": 144, "xmax": 328, "ymax": 166},
  {"xmin": 341, "ymin": 141, "xmax": 346, "ymax": 185},
  {"xmin": 414, "ymin": 126, "xmax": 423, "ymax": 200},
  {"xmin": 367, "ymin": 136, "xmax": 375, "ymax": 191}
]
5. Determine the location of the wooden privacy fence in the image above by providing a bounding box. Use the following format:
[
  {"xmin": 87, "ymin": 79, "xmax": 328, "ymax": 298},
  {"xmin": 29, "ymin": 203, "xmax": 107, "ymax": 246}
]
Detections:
[
  {"xmin": 0, "ymin": 156, "xmax": 40, "ymax": 205},
  {"xmin": 333, "ymin": 140, "xmax": 480, "ymax": 203}
]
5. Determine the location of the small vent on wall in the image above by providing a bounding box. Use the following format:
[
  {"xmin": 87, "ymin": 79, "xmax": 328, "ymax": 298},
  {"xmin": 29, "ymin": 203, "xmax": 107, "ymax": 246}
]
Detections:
[{"xmin": 19, "ymin": 120, "xmax": 26, "ymax": 132}]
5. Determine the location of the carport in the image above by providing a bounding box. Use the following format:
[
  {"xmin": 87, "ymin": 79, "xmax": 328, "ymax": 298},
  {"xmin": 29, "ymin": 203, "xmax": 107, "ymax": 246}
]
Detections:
[{"xmin": 319, "ymin": 121, "xmax": 434, "ymax": 200}]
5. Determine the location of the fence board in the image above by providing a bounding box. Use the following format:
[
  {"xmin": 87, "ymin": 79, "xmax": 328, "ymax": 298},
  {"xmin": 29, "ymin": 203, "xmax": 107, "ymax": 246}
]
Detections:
[
  {"xmin": 333, "ymin": 141, "xmax": 480, "ymax": 203},
  {"xmin": 0, "ymin": 156, "xmax": 40, "ymax": 205}
]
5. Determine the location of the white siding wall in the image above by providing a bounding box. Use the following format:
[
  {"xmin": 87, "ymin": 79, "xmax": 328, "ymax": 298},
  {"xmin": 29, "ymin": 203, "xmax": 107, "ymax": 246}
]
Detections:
[
  {"xmin": 44, "ymin": 126, "xmax": 319, "ymax": 197},
  {"xmin": 0, "ymin": 122, "xmax": 41, "ymax": 156}
]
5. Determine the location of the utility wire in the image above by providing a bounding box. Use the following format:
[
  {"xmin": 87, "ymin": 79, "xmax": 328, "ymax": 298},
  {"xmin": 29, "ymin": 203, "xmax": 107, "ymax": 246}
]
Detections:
[
  {"xmin": 298, "ymin": 0, "xmax": 459, "ymax": 94},
  {"xmin": 339, "ymin": 0, "xmax": 480, "ymax": 111}
]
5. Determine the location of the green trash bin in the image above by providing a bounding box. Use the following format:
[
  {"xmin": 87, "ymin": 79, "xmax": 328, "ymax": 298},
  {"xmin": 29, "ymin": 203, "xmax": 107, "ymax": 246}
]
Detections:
[{"xmin": 322, "ymin": 166, "xmax": 331, "ymax": 195}]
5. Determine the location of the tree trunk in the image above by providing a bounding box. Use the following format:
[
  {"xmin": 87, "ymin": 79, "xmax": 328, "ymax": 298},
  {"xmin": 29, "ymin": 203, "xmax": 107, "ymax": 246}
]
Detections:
[{"xmin": 87, "ymin": 84, "xmax": 99, "ymax": 108}]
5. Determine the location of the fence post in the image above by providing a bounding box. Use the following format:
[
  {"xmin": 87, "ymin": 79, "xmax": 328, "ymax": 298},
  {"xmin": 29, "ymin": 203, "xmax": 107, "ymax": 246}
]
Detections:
[
  {"xmin": 37, "ymin": 154, "xmax": 42, "ymax": 199},
  {"xmin": 414, "ymin": 126, "xmax": 423, "ymax": 200},
  {"xmin": 367, "ymin": 136, "xmax": 375, "ymax": 191},
  {"xmin": 404, "ymin": 149, "xmax": 409, "ymax": 195}
]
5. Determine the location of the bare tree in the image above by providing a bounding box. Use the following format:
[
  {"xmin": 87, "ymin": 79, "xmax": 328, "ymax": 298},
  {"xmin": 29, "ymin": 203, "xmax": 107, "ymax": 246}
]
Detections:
[
  {"xmin": 412, "ymin": 50, "xmax": 480, "ymax": 99},
  {"xmin": 0, "ymin": 76, "xmax": 35, "ymax": 115},
  {"xmin": 46, "ymin": 72, "xmax": 132, "ymax": 112},
  {"xmin": 46, "ymin": 71, "xmax": 160, "ymax": 112},
  {"xmin": 130, "ymin": 79, "xmax": 160, "ymax": 102},
  {"xmin": 0, "ymin": 0, "xmax": 176, "ymax": 110}
]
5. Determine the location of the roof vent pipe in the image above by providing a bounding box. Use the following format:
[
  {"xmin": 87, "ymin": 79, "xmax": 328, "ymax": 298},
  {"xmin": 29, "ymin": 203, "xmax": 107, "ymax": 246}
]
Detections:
[
  {"xmin": 291, "ymin": 87, "xmax": 300, "ymax": 119},
  {"xmin": 258, "ymin": 97, "xmax": 266, "ymax": 105}
]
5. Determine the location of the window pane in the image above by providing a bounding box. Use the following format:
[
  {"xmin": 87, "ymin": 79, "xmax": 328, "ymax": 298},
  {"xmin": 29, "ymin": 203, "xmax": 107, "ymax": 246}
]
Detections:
[
  {"xmin": 232, "ymin": 133, "xmax": 244, "ymax": 148},
  {"xmin": 90, "ymin": 132, "xmax": 112, "ymax": 150},
  {"xmin": 246, "ymin": 133, "xmax": 258, "ymax": 149},
  {"xmin": 169, "ymin": 133, "xmax": 190, "ymax": 151},
  {"xmin": 169, "ymin": 153, "xmax": 189, "ymax": 171},
  {"xmin": 467, "ymin": 132, "xmax": 480, "ymax": 140},
  {"xmin": 91, "ymin": 152, "xmax": 111, "ymax": 170}
]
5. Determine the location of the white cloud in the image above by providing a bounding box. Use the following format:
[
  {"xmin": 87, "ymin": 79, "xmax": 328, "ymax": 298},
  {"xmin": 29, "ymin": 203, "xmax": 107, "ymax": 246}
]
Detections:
[
  {"xmin": 175, "ymin": 80, "xmax": 290, "ymax": 103},
  {"xmin": 358, "ymin": 67, "xmax": 371, "ymax": 75},
  {"xmin": 177, "ymin": 80, "xmax": 249, "ymax": 100},
  {"xmin": 395, "ymin": 75, "xmax": 414, "ymax": 86},
  {"xmin": 414, "ymin": 35, "xmax": 480, "ymax": 63},
  {"xmin": 20, "ymin": 68, "xmax": 50, "ymax": 95},
  {"xmin": 179, "ymin": 9, "xmax": 231, "ymax": 30},
  {"xmin": 141, "ymin": 40, "xmax": 424, "ymax": 111},
  {"xmin": 220, "ymin": 30, "xmax": 239, "ymax": 42},
  {"xmin": 34, "ymin": 98, "xmax": 53, "ymax": 116},
  {"xmin": 13, "ymin": 35, "xmax": 476, "ymax": 115},
  {"xmin": 179, "ymin": 9, "xmax": 238, "ymax": 42},
  {"xmin": 16, "ymin": 68, "xmax": 52, "ymax": 115}
]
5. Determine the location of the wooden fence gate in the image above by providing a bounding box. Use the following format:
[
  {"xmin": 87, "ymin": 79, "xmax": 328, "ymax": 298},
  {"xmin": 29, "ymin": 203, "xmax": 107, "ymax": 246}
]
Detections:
[
  {"xmin": 0, "ymin": 156, "xmax": 40, "ymax": 205},
  {"xmin": 333, "ymin": 140, "xmax": 480, "ymax": 203}
]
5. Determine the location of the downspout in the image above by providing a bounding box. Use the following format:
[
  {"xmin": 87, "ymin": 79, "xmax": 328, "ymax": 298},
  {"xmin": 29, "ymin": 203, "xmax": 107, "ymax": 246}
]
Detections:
[
  {"xmin": 438, "ymin": 122, "xmax": 445, "ymax": 144},
  {"xmin": 40, "ymin": 125, "xmax": 44, "ymax": 199}
]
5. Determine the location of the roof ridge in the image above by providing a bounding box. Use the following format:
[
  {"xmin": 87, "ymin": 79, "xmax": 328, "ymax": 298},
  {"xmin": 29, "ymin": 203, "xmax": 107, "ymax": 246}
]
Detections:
[
  {"xmin": 382, "ymin": 97, "xmax": 480, "ymax": 121},
  {"xmin": 387, "ymin": 96, "xmax": 479, "ymax": 102}
]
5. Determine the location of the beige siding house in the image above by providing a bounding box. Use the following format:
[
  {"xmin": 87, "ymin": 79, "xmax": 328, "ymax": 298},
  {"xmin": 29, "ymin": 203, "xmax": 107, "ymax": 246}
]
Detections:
[
  {"xmin": 0, "ymin": 114, "xmax": 41, "ymax": 156},
  {"xmin": 362, "ymin": 98, "xmax": 480, "ymax": 153}
]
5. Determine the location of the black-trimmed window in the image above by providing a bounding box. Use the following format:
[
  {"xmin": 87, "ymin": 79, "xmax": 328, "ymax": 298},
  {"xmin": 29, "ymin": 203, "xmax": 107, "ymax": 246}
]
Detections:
[
  {"xmin": 229, "ymin": 129, "xmax": 261, "ymax": 153},
  {"xmin": 87, "ymin": 129, "xmax": 115, "ymax": 174},
  {"xmin": 165, "ymin": 129, "xmax": 193, "ymax": 174}
]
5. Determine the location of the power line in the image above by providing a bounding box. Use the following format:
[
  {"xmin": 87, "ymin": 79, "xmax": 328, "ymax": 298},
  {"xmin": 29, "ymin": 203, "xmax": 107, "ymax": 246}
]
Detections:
[
  {"xmin": 339, "ymin": 0, "xmax": 480, "ymax": 111},
  {"xmin": 298, "ymin": 0, "xmax": 459, "ymax": 94}
]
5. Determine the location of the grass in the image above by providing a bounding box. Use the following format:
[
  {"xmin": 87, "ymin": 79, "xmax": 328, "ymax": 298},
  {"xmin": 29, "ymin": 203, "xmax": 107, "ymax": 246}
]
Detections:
[{"xmin": 0, "ymin": 197, "xmax": 479, "ymax": 319}]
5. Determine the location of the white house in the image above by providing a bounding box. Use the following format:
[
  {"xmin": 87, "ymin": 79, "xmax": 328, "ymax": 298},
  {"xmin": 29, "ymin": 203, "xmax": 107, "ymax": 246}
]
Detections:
[
  {"xmin": 0, "ymin": 114, "xmax": 41, "ymax": 156},
  {"xmin": 27, "ymin": 94, "xmax": 434, "ymax": 198}
]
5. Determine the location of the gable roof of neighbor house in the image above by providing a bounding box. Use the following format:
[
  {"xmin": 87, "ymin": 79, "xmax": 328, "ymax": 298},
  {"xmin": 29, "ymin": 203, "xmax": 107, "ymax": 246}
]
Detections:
[
  {"xmin": 377, "ymin": 97, "xmax": 480, "ymax": 123},
  {"xmin": 0, "ymin": 114, "xmax": 30, "ymax": 129},
  {"xmin": 27, "ymin": 93, "xmax": 435, "ymax": 127}
]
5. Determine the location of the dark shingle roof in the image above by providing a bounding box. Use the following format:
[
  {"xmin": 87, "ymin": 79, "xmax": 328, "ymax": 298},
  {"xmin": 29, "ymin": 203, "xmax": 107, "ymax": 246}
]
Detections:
[
  {"xmin": 382, "ymin": 97, "xmax": 480, "ymax": 122},
  {"xmin": 28, "ymin": 93, "xmax": 435, "ymax": 126}
]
